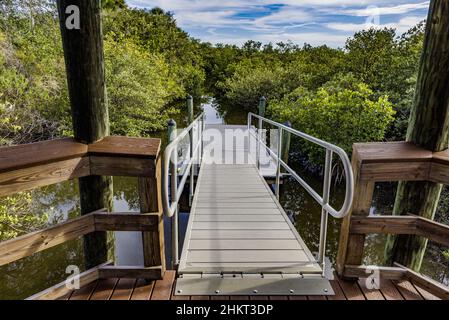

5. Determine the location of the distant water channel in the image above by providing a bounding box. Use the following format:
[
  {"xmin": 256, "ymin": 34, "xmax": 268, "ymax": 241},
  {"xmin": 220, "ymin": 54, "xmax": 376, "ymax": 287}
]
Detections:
[{"xmin": 0, "ymin": 97, "xmax": 447, "ymax": 299}]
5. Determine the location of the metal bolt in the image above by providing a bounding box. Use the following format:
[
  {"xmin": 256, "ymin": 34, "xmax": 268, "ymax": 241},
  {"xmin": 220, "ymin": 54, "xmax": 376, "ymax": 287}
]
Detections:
[
  {"xmin": 324, "ymin": 288, "xmax": 328, "ymax": 293},
  {"xmin": 177, "ymin": 290, "xmax": 182, "ymax": 294},
  {"xmin": 253, "ymin": 290, "xmax": 258, "ymax": 294},
  {"xmin": 290, "ymin": 289, "xmax": 294, "ymax": 294},
  {"xmin": 215, "ymin": 290, "xmax": 220, "ymax": 294}
]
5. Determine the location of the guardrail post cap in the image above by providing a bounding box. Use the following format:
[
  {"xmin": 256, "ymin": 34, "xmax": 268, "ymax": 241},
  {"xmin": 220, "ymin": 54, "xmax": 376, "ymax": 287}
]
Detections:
[
  {"xmin": 260, "ymin": 96, "xmax": 266, "ymax": 102},
  {"xmin": 168, "ymin": 119, "xmax": 176, "ymax": 126},
  {"xmin": 187, "ymin": 95, "xmax": 193, "ymax": 100},
  {"xmin": 283, "ymin": 120, "xmax": 292, "ymax": 127}
]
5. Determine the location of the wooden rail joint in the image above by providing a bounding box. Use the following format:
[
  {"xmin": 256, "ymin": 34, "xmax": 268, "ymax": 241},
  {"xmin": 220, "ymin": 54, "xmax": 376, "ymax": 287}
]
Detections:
[
  {"xmin": 349, "ymin": 215, "xmax": 449, "ymax": 247},
  {"xmin": 0, "ymin": 136, "xmax": 161, "ymax": 197},
  {"xmin": 0, "ymin": 211, "xmax": 163, "ymax": 267}
]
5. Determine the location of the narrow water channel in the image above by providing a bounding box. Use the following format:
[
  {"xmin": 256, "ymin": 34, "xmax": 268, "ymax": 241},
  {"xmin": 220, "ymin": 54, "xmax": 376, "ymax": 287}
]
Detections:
[{"xmin": 0, "ymin": 97, "xmax": 447, "ymax": 299}]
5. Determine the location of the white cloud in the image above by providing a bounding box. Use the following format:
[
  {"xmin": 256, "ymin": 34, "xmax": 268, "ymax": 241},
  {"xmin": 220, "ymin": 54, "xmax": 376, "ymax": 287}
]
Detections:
[
  {"xmin": 125, "ymin": 1, "xmax": 429, "ymax": 46},
  {"xmin": 327, "ymin": 15, "xmax": 425, "ymax": 34}
]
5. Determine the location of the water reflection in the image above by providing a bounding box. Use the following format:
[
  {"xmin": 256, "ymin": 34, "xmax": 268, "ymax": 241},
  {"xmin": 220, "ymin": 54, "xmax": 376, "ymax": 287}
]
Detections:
[{"xmin": 1, "ymin": 97, "xmax": 447, "ymax": 299}]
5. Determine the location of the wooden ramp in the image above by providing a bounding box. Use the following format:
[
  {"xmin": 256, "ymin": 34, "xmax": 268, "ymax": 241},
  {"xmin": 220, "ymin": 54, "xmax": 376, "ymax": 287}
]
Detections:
[{"xmin": 175, "ymin": 125, "xmax": 333, "ymax": 296}]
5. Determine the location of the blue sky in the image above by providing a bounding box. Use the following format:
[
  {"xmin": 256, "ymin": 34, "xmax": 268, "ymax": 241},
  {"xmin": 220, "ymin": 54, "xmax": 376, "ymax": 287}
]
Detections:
[{"xmin": 126, "ymin": 0, "xmax": 429, "ymax": 47}]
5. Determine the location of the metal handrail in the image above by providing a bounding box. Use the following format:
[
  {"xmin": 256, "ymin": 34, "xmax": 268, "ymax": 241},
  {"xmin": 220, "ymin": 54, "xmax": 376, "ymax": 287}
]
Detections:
[
  {"xmin": 247, "ymin": 112, "xmax": 354, "ymax": 269},
  {"xmin": 163, "ymin": 112, "xmax": 205, "ymax": 266},
  {"xmin": 247, "ymin": 112, "xmax": 354, "ymax": 218}
]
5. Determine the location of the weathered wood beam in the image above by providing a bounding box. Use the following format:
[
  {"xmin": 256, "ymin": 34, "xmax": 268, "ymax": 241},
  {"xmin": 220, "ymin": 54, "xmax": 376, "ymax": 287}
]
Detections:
[
  {"xmin": 0, "ymin": 157, "xmax": 90, "ymax": 197},
  {"xmin": 0, "ymin": 211, "xmax": 163, "ymax": 266},
  {"xmin": 0, "ymin": 214, "xmax": 95, "ymax": 267},
  {"xmin": 336, "ymin": 149, "xmax": 374, "ymax": 277},
  {"xmin": 26, "ymin": 262, "xmax": 111, "ymax": 300},
  {"xmin": 138, "ymin": 155, "xmax": 166, "ymax": 273},
  {"xmin": 387, "ymin": 0, "xmax": 449, "ymax": 271},
  {"xmin": 344, "ymin": 265, "xmax": 406, "ymax": 280},
  {"xmin": 57, "ymin": 0, "xmax": 113, "ymax": 269},
  {"xmin": 94, "ymin": 212, "xmax": 160, "ymax": 232},
  {"xmin": 350, "ymin": 216, "xmax": 418, "ymax": 235},
  {"xmin": 395, "ymin": 263, "xmax": 449, "ymax": 300},
  {"xmin": 98, "ymin": 265, "xmax": 163, "ymax": 279},
  {"xmin": 349, "ymin": 215, "xmax": 449, "ymax": 247}
]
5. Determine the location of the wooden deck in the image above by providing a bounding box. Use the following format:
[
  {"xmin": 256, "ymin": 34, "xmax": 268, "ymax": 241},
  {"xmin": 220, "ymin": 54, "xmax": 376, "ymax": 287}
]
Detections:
[{"xmin": 57, "ymin": 271, "xmax": 440, "ymax": 300}]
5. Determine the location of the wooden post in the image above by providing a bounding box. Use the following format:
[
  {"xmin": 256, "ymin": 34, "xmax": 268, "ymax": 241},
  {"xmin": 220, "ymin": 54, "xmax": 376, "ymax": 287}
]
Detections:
[
  {"xmin": 385, "ymin": 0, "xmax": 449, "ymax": 271},
  {"xmin": 138, "ymin": 155, "xmax": 166, "ymax": 272},
  {"xmin": 57, "ymin": 0, "xmax": 113, "ymax": 269},
  {"xmin": 336, "ymin": 149, "xmax": 375, "ymax": 277}
]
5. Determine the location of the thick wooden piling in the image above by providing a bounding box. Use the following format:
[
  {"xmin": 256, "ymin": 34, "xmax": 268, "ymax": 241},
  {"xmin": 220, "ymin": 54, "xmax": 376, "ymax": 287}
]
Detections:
[
  {"xmin": 57, "ymin": 0, "xmax": 113, "ymax": 268},
  {"xmin": 385, "ymin": 0, "xmax": 449, "ymax": 270}
]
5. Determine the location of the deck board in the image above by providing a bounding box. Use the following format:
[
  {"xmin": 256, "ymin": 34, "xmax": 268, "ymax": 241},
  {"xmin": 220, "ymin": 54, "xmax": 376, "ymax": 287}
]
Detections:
[{"xmin": 179, "ymin": 161, "xmax": 321, "ymax": 276}]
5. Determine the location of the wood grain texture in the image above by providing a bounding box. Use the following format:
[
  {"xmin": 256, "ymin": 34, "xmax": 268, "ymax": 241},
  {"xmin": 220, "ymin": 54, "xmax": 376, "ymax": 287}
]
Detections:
[
  {"xmin": 88, "ymin": 136, "xmax": 160, "ymax": 159},
  {"xmin": 94, "ymin": 213, "xmax": 160, "ymax": 232},
  {"xmin": 0, "ymin": 157, "xmax": 90, "ymax": 197},
  {"xmin": 89, "ymin": 156, "xmax": 155, "ymax": 177},
  {"xmin": 98, "ymin": 266, "xmax": 162, "ymax": 280},
  {"xmin": 0, "ymin": 214, "xmax": 95, "ymax": 266},
  {"xmin": 0, "ymin": 138, "xmax": 87, "ymax": 173}
]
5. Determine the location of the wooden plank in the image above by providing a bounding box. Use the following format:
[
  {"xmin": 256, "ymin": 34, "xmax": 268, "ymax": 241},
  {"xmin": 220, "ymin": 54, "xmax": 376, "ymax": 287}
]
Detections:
[
  {"xmin": 394, "ymin": 280, "xmax": 423, "ymax": 300},
  {"xmin": 189, "ymin": 239, "xmax": 302, "ymax": 250},
  {"xmin": 151, "ymin": 271, "xmax": 176, "ymax": 300},
  {"xmin": 0, "ymin": 157, "xmax": 90, "ymax": 197},
  {"xmin": 0, "ymin": 214, "xmax": 95, "ymax": 266},
  {"xmin": 359, "ymin": 161, "xmax": 430, "ymax": 182},
  {"xmin": 90, "ymin": 278, "xmax": 118, "ymax": 300},
  {"xmin": 190, "ymin": 230, "xmax": 296, "ymax": 240},
  {"xmin": 69, "ymin": 281, "xmax": 98, "ymax": 300},
  {"xmin": 110, "ymin": 278, "xmax": 135, "ymax": 300},
  {"xmin": 429, "ymin": 162, "xmax": 449, "ymax": 183},
  {"xmin": 344, "ymin": 265, "xmax": 406, "ymax": 280},
  {"xmin": 336, "ymin": 154, "xmax": 375, "ymax": 276},
  {"xmin": 27, "ymin": 263, "xmax": 103, "ymax": 300},
  {"xmin": 94, "ymin": 212, "xmax": 159, "ymax": 232},
  {"xmin": 327, "ymin": 280, "xmax": 347, "ymax": 300},
  {"xmin": 395, "ymin": 263, "xmax": 449, "ymax": 300},
  {"xmin": 187, "ymin": 250, "xmax": 309, "ymax": 263},
  {"xmin": 89, "ymin": 156, "xmax": 155, "ymax": 177},
  {"xmin": 379, "ymin": 278, "xmax": 404, "ymax": 300},
  {"xmin": 98, "ymin": 266, "xmax": 163, "ymax": 279},
  {"xmin": 412, "ymin": 283, "xmax": 441, "ymax": 300},
  {"xmin": 416, "ymin": 216, "xmax": 449, "ymax": 247},
  {"xmin": 139, "ymin": 156, "xmax": 165, "ymax": 272},
  {"xmin": 357, "ymin": 279, "xmax": 385, "ymax": 300},
  {"xmin": 88, "ymin": 136, "xmax": 160, "ymax": 159},
  {"xmin": 336, "ymin": 278, "xmax": 365, "ymax": 300},
  {"xmin": 350, "ymin": 216, "xmax": 418, "ymax": 235},
  {"xmin": 190, "ymin": 296, "xmax": 210, "ymax": 300},
  {"xmin": 192, "ymin": 222, "xmax": 290, "ymax": 230},
  {"xmin": 0, "ymin": 138, "xmax": 87, "ymax": 173},
  {"xmin": 130, "ymin": 279, "xmax": 154, "ymax": 300},
  {"xmin": 353, "ymin": 142, "xmax": 433, "ymax": 164}
]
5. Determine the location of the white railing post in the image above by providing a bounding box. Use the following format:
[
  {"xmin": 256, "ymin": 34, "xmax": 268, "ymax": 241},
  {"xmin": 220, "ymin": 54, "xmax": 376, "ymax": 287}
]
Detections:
[
  {"xmin": 168, "ymin": 119, "xmax": 179, "ymax": 267},
  {"xmin": 275, "ymin": 128, "xmax": 283, "ymax": 199},
  {"xmin": 318, "ymin": 149, "xmax": 333, "ymax": 268}
]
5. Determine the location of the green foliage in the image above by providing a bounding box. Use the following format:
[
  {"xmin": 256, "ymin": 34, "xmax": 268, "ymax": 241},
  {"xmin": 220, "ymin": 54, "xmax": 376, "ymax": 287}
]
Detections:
[
  {"xmin": 102, "ymin": 7, "xmax": 205, "ymax": 98},
  {"xmin": 104, "ymin": 37, "xmax": 182, "ymax": 136},
  {"xmin": 102, "ymin": 0, "xmax": 126, "ymax": 10},
  {"xmin": 218, "ymin": 60, "xmax": 303, "ymax": 110},
  {"xmin": 0, "ymin": 192, "xmax": 48, "ymax": 241},
  {"xmin": 443, "ymin": 251, "xmax": 449, "ymax": 261},
  {"xmin": 269, "ymin": 75, "xmax": 395, "ymax": 166}
]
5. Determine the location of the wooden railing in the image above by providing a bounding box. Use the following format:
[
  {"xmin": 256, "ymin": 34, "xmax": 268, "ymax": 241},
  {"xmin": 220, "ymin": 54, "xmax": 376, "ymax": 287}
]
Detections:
[
  {"xmin": 0, "ymin": 136, "xmax": 165, "ymax": 299},
  {"xmin": 336, "ymin": 141, "xmax": 449, "ymax": 300}
]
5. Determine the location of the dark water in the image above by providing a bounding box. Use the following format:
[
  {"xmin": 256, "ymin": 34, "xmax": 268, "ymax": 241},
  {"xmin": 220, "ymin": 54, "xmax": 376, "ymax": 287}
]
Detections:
[{"xmin": 1, "ymin": 97, "xmax": 448, "ymax": 299}]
